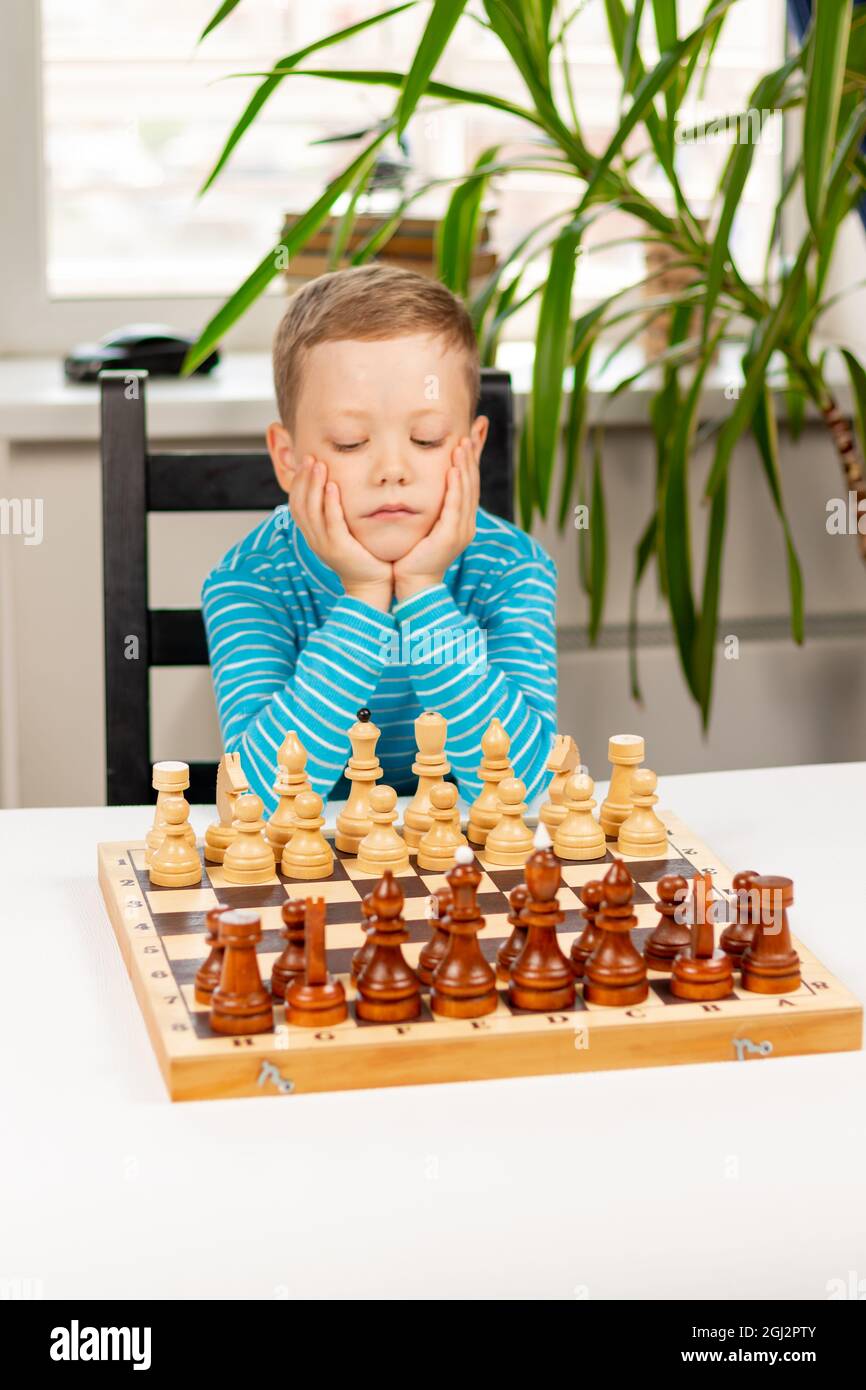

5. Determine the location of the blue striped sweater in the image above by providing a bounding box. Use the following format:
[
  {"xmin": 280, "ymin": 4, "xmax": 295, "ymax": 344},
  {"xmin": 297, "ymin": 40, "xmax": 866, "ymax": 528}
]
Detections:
[{"xmin": 201, "ymin": 503, "xmax": 558, "ymax": 814}]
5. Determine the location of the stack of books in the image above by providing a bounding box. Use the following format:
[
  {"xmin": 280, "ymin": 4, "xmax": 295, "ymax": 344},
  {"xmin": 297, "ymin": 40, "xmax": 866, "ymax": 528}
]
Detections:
[{"xmin": 279, "ymin": 211, "xmax": 498, "ymax": 284}]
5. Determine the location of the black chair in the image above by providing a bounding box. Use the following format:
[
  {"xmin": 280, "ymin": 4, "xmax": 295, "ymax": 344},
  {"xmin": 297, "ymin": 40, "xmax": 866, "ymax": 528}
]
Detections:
[{"xmin": 100, "ymin": 366, "xmax": 515, "ymax": 804}]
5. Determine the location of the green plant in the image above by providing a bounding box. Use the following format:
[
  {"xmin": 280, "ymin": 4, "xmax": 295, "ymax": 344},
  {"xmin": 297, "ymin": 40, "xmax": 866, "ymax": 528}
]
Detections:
[{"xmin": 184, "ymin": 0, "xmax": 866, "ymax": 727}]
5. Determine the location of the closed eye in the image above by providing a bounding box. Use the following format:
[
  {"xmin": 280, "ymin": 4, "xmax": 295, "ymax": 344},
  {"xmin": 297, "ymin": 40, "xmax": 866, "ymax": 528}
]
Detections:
[
  {"xmin": 332, "ymin": 440, "xmax": 367, "ymax": 452},
  {"xmin": 413, "ymin": 437, "xmax": 446, "ymax": 448}
]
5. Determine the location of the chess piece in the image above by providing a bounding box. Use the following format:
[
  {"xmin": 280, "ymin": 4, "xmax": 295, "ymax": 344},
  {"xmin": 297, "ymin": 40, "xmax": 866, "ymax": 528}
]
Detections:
[
  {"xmin": 431, "ymin": 847, "xmax": 498, "ymax": 1018},
  {"xmin": 417, "ymin": 885, "xmax": 453, "ymax": 987},
  {"xmin": 149, "ymin": 795, "xmax": 202, "ymax": 887},
  {"xmin": 643, "ymin": 873, "xmax": 691, "ymax": 972},
  {"xmin": 285, "ymin": 898, "xmax": 348, "ymax": 1027},
  {"xmin": 205, "ymin": 753, "xmax": 249, "ymax": 864},
  {"xmin": 484, "ymin": 776, "xmax": 534, "ymax": 867},
  {"xmin": 583, "ymin": 859, "xmax": 648, "ymax": 1006},
  {"xmin": 402, "ymin": 711, "xmax": 455, "ymax": 848},
  {"xmin": 539, "ymin": 734, "xmax": 580, "ymax": 834},
  {"xmin": 416, "ymin": 783, "xmax": 467, "ymax": 871},
  {"xmin": 351, "ymin": 891, "xmax": 377, "ymax": 983},
  {"xmin": 270, "ymin": 898, "xmax": 307, "ymax": 1001},
  {"xmin": 671, "ymin": 873, "xmax": 734, "ymax": 1000},
  {"xmin": 553, "ymin": 773, "xmax": 606, "ymax": 861},
  {"xmin": 569, "ymin": 879, "xmax": 605, "ymax": 979},
  {"xmin": 467, "ymin": 718, "xmax": 514, "ymax": 846},
  {"xmin": 194, "ymin": 905, "xmax": 232, "ymax": 1003},
  {"xmin": 335, "ymin": 708, "xmax": 383, "ymax": 853},
  {"xmin": 720, "ymin": 869, "xmax": 760, "ymax": 958},
  {"xmin": 599, "ymin": 734, "xmax": 645, "ymax": 839},
  {"xmin": 223, "ymin": 793, "xmax": 276, "ymax": 885},
  {"xmin": 146, "ymin": 760, "xmax": 196, "ymax": 868},
  {"xmin": 740, "ymin": 875, "xmax": 801, "ymax": 994},
  {"xmin": 496, "ymin": 883, "xmax": 529, "ymax": 982},
  {"xmin": 209, "ymin": 909, "xmax": 274, "ymax": 1035},
  {"xmin": 357, "ymin": 785, "xmax": 410, "ymax": 875},
  {"xmin": 281, "ymin": 790, "xmax": 334, "ymax": 880},
  {"xmin": 266, "ymin": 733, "xmax": 311, "ymax": 859},
  {"xmin": 617, "ymin": 768, "xmax": 667, "ymax": 857},
  {"xmin": 508, "ymin": 828, "xmax": 575, "ymax": 1011},
  {"xmin": 355, "ymin": 872, "xmax": 421, "ymax": 1023}
]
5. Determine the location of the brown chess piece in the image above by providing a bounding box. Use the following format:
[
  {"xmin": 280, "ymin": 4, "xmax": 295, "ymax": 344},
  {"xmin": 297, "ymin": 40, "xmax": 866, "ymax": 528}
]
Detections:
[
  {"xmin": 195, "ymin": 904, "xmax": 232, "ymax": 1004},
  {"xmin": 431, "ymin": 847, "xmax": 498, "ymax": 1019},
  {"xmin": 670, "ymin": 873, "xmax": 734, "ymax": 1001},
  {"xmin": 583, "ymin": 859, "xmax": 648, "ymax": 1007},
  {"xmin": 270, "ymin": 898, "xmax": 306, "ymax": 1001},
  {"xmin": 496, "ymin": 883, "xmax": 528, "ymax": 982},
  {"xmin": 740, "ymin": 875, "xmax": 801, "ymax": 994},
  {"xmin": 209, "ymin": 909, "xmax": 274, "ymax": 1035},
  {"xmin": 351, "ymin": 891, "xmax": 377, "ymax": 984},
  {"xmin": 355, "ymin": 872, "xmax": 422, "ymax": 1023},
  {"xmin": 643, "ymin": 873, "xmax": 691, "ymax": 972},
  {"xmin": 508, "ymin": 845, "xmax": 575, "ymax": 1011},
  {"xmin": 416, "ymin": 885, "xmax": 453, "ymax": 987},
  {"xmin": 569, "ymin": 879, "xmax": 605, "ymax": 980},
  {"xmin": 720, "ymin": 868, "xmax": 760, "ymax": 958},
  {"xmin": 285, "ymin": 898, "xmax": 348, "ymax": 1026}
]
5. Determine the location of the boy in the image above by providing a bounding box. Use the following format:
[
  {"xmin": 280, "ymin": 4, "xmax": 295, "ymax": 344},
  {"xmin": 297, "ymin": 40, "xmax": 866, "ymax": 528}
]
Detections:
[{"xmin": 202, "ymin": 264, "xmax": 558, "ymax": 813}]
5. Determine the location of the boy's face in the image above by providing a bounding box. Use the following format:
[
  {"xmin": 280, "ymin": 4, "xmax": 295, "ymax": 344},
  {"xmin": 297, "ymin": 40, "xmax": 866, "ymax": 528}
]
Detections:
[{"xmin": 269, "ymin": 333, "xmax": 488, "ymax": 563}]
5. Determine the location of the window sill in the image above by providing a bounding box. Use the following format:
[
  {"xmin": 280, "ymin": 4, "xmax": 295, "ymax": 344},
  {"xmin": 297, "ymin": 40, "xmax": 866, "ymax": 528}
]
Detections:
[{"xmin": 0, "ymin": 341, "xmax": 849, "ymax": 443}]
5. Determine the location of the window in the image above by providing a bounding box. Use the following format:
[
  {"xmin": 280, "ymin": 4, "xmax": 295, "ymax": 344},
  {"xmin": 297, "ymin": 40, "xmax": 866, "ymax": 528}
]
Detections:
[{"xmin": 9, "ymin": 0, "xmax": 785, "ymax": 350}]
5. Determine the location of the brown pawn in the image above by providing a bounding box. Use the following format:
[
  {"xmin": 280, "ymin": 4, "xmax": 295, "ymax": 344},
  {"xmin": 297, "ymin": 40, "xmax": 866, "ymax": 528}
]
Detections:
[
  {"xmin": 570, "ymin": 879, "xmax": 605, "ymax": 979},
  {"xmin": 496, "ymin": 883, "xmax": 528, "ymax": 982},
  {"xmin": 431, "ymin": 847, "xmax": 498, "ymax": 1019},
  {"xmin": 720, "ymin": 868, "xmax": 760, "ymax": 958},
  {"xmin": 350, "ymin": 891, "xmax": 376, "ymax": 984},
  {"xmin": 355, "ymin": 872, "xmax": 422, "ymax": 1023},
  {"xmin": 285, "ymin": 898, "xmax": 348, "ymax": 1027},
  {"xmin": 209, "ymin": 909, "xmax": 274, "ymax": 1035},
  {"xmin": 583, "ymin": 860, "xmax": 648, "ymax": 1007},
  {"xmin": 643, "ymin": 873, "xmax": 691, "ymax": 972},
  {"xmin": 740, "ymin": 875, "xmax": 801, "ymax": 994},
  {"xmin": 270, "ymin": 898, "xmax": 306, "ymax": 1001},
  {"xmin": 194, "ymin": 904, "xmax": 231, "ymax": 1004},
  {"xmin": 670, "ymin": 873, "xmax": 734, "ymax": 1001},
  {"xmin": 508, "ymin": 846, "xmax": 575, "ymax": 1011},
  {"xmin": 416, "ymin": 885, "xmax": 453, "ymax": 987}
]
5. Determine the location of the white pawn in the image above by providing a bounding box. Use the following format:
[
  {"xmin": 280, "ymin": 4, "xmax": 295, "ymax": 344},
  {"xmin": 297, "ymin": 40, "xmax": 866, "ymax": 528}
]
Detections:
[
  {"xmin": 281, "ymin": 790, "xmax": 334, "ymax": 880},
  {"xmin": 484, "ymin": 776, "xmax": 535, "ymax": 867},
  {"xmin": 149, "ymin": 794, "xmax": 202, "ymax": 888},
  {"xmin": 553, "ymin": 773, "xmax": 606, "ymax": 861},
  {"xmin": 417, "ymin": 783, "xmax": 468, "ymax": 872},
  {"xmin": 357, "ymin": 786, "xmax": 409, "ymax": 875},
  {"xmin": 618, "ymin": 768, "xmax": 668, "ymax": 857},
  {"xmin": 223, "ymin": 793, "xmax": 277, "ymax": 885}
]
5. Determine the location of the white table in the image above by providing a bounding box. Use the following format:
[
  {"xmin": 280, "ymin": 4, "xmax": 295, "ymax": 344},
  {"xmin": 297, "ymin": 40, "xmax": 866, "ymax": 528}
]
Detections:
[{"xmin": 1, "ymin": 764, "xmax": 864, "ymax": 1300}]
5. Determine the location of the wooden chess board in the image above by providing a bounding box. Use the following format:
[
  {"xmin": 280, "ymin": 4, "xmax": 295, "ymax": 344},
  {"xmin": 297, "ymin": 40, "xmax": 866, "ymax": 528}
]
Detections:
[{"xmin": 97, "ymin": 812, "xmax": 862, "ymax": 1101}]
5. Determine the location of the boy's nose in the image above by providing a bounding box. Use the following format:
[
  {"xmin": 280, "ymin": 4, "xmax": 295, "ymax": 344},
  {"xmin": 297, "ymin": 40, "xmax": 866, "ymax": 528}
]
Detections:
[{"xmin": 372, "ymin": 448, "xmax": 411, "ymax": 486}]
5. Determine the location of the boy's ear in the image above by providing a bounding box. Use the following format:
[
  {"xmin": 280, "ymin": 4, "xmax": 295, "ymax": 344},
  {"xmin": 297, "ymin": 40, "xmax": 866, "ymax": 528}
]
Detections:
[
  {"xmin": 266, "ymin": 421, "xmax": 299, "ymax": 494},
  {"xmin": 470, "ymin": 413, "xmax": 490, "ymax": 459}
]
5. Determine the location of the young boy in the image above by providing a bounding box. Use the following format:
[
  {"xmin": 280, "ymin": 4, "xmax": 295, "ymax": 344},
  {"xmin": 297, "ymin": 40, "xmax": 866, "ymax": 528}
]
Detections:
[{"xmin": 201, "ymin": 263, "xmax": 558, "ymax": 814}]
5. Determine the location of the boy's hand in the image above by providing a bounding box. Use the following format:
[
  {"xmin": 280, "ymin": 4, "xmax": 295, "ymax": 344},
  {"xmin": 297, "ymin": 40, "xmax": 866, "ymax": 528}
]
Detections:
[
  {"xmin": 393, "ymin": 438, "xmax": 479, "ymax": 603},
  {"xmin": 290, "ymin": 457, "xmax": 393, "ymax": 612}
]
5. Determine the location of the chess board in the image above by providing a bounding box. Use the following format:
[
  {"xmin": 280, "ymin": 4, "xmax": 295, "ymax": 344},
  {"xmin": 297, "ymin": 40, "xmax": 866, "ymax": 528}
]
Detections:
[{"xmin": 97, "ymin": 812, "xmax": 862, "ymax": 1101}]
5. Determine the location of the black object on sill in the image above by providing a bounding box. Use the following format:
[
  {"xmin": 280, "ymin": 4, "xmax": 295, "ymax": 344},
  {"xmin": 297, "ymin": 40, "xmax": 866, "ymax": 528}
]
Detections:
[{"xmin": 64, "ymin": 324, "xmax": 220, "ymax": 383}]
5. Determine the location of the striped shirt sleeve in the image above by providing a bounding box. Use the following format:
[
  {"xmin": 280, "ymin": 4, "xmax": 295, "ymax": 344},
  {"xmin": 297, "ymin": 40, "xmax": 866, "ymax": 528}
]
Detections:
[
  {"xmin": 391, "ymin": 546, "xmax": 558, "ymax": 802},
  {"xmin": 201, "ymin": 562, "xmax": 396, "ymax": 807}
]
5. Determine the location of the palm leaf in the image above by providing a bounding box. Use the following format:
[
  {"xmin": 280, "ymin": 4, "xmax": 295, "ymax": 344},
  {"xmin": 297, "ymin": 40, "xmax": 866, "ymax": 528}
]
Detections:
[
  {"xmin": 803, "ymin": 0, "xmax": 853, "ymax": 235},
  {"xmin": 529, "ymin": 221, "xmax": 584, "ymax": 515},
  {"xmin": 395, "ymin": 0, "xmax": 469, "ymax": 136},
  {"xmin": 751, "ymin": 384, "xmax": 804, "ymax": 643},
  {"xmin": 182, "ymin": 125, "xmax": 396, "ymax": 374},
  {"xmin": 197, "ymin": 5, "xmax": 416, "ymax": 193}
]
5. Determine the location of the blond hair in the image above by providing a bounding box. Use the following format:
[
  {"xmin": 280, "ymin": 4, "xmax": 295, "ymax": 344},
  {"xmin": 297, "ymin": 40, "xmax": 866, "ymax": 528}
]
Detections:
[{"xmin": 272, "ymin": 264, "xmax": 480, "ymax": 431}]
